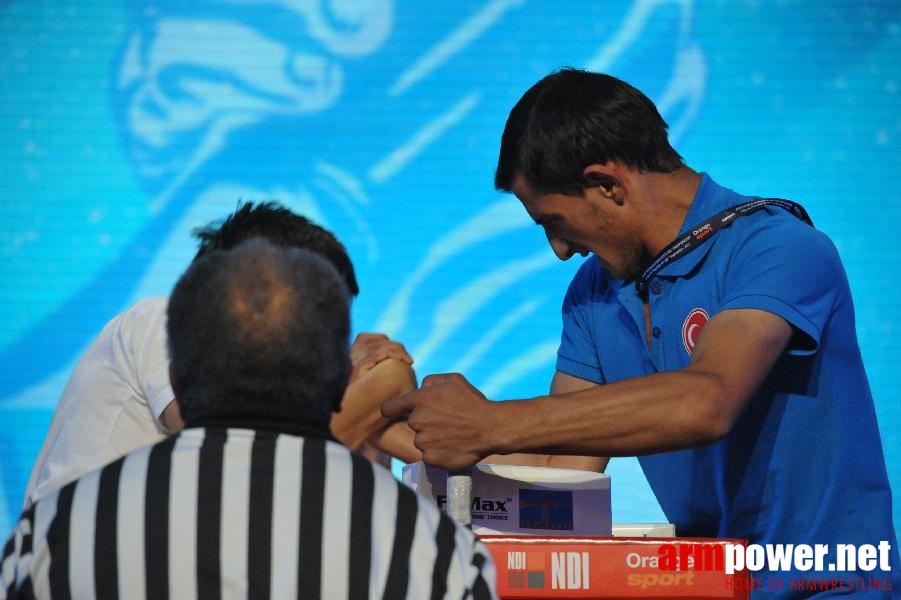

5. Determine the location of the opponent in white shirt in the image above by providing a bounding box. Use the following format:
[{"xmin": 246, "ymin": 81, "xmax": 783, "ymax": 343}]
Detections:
[{"xmin": 24, "ymin": 202, "xmax": 419, "ymax": 505}]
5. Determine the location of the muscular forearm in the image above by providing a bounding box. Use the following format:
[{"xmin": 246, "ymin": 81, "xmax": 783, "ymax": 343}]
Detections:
[
  {"xmin": 481, "ymin": 371, "xmax": 607, "ymax": 471},
  {"xmin": 386, "ymin": 307, "xmax": 793, "ymax": 473},
  {"xmin": 487, "ymin": 369, "xmax": 730, "ymax": 459},
  {"xmin": 367, "ymin": 420, "xmax": 421, "ymax": 464},
  {"xmin": 485, "ymin": 309, "xmax": 792, "ymax": 460},
  {"xmin": 488, "ymin": 311, "xmax": 791, "ymax": 458}
]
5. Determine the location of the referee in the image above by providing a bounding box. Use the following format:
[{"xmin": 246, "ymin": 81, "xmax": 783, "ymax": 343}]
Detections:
[{"xmin": 1, "ymin": 240, "xmax": 497, "ymax": 600}]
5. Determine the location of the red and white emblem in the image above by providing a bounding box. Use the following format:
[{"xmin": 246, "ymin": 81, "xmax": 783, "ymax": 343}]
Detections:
[{"xmin": 682, "ymin": 308, "xmax": 709, "ymax": 355}]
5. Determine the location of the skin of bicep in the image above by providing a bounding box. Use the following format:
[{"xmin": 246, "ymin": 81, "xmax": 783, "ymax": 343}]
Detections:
[{"xmin": 683, "ymin": 307, "xmax": 794, "ymax": 428}]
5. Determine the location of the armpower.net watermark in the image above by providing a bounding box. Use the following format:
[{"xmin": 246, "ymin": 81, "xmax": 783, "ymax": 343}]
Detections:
[{"xmin": 657, "ymin": 541, "xmax": 895, "ymax": 593}]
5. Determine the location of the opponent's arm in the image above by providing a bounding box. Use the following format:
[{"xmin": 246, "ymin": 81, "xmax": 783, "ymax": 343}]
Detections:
[
  {"xmin": 331, "ymin": 356, "xmax": 416, "ymax": 451},
  {"xmin": 365, "ymin": 419, "xmax": 421, "ymax": 464},
  {"xmin": 348, "ymin": 333, "xmax": 413, "ymax": 383},
  {"xmin": 159, "ymin": 399, "xmax": 184, "ymax": 433}
]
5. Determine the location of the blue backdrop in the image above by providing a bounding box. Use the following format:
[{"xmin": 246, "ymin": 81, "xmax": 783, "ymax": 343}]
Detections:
[{"xmin": 1, "ymin": 0, "xmax": 899, "ymax": 542}]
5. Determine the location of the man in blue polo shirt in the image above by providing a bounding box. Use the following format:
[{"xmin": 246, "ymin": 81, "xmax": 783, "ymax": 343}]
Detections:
[{"xmin": 383, "ymin": 68, "xmax": 899, "ymax": 594}]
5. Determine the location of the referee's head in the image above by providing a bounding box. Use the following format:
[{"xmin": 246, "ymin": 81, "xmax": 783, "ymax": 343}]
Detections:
[{"xmin": 166, "ymin": 238, "xmax": 352, "ymax": 433}]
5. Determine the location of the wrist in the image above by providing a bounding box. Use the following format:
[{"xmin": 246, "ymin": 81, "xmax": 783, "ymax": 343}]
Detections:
[{"xmin": 483, "ymin": 399, "xmax": 518, "ymax": 456}]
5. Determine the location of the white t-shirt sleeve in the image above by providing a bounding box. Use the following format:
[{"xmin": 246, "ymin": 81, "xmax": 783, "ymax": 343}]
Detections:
[
  {"xmin": 24, "ymin": 297, "xmax": 174, "ymax": 504},
  {"xmin": 126, "ymin": 297, "xmax": 175, "ymax": 422}
]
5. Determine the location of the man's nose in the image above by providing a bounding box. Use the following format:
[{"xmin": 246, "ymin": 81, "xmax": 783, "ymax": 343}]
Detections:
[{"xmin": 549, "ymin": 237, "xmax": 575, "ymax": 261}]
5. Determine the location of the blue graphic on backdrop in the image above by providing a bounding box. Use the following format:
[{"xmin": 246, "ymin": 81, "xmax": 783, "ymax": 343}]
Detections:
[
  {"xmin": 0, "ymin": 0, "xmax": 704, "ymax": 529},
  {"xmin": 1, "ymin": 0, "xmax": 899, "ymax": 540}
]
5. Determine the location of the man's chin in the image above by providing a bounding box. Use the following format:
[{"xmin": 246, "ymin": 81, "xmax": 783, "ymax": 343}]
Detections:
[
  {"xmin": 595, "ymin": 256, "xmax": 618, "ymax": 278},
  {"xmin": 596, "ymin": 256, "xmax": 641, "ymax": 282}
]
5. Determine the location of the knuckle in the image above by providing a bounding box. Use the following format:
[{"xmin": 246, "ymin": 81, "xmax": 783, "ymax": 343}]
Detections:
[{"xmin": 407, "ymin": 414, "xmax": 421, "ymax": 431}]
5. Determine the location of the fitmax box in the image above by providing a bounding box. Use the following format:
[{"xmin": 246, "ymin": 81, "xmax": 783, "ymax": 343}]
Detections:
[{"xmin": 402, "ymin": 462, "xmax": 611, "ymax": 536}]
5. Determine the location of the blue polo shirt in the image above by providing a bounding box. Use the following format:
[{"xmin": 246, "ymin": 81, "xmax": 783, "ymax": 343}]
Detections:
[{"xmin": 558, "ymin": 174, "xmax": 898, "ymax": 590}]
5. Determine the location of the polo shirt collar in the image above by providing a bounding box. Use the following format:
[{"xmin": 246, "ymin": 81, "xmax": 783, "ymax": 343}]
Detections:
[
  {"xmin": 656, "ymin": 172, "xmax": 742, "ymax": 278},
  {"xmin": 607, "ymin": 173, "xmax": 743, "ymax": 291}
]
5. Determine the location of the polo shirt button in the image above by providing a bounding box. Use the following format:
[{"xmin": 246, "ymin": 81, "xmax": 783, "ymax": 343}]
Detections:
[
  {"xmin": 652, "ymin": 326, "xmax": 662, "ymax": 337},
  {"xmin": 650, "ymin": 283, "xmax": 662, "ymax": 295}
]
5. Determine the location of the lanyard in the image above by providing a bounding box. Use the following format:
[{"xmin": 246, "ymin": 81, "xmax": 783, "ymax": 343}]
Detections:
[{"xmin": 635, "ymin": 198, "xmax": 813, "ymax": 296}]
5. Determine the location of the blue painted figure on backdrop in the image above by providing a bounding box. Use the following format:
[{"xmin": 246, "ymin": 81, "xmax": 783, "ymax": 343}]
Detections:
[{"xmin": 0, "ymin": 0, "xmax": 705, "ymax": 529}]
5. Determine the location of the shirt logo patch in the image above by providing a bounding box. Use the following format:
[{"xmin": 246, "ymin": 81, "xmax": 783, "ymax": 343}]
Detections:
[{"xmin": 682, "ymin": 308, "xmax": 709, "ymax": 355}]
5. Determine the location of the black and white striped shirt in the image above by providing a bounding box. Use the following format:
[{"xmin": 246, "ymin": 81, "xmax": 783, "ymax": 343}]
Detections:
[{"xmin": 1, "ymin": 428, "xmax": 497, "ymax": 599}]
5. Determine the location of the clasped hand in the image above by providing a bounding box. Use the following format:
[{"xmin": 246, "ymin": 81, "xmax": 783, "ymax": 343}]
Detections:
[{"xmin": 381, "ymin": 373, "xmax": 493, "ymax": 471}]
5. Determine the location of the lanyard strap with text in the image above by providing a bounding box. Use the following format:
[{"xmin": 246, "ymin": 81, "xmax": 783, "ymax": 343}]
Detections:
[{"xmin": 635, "ymin": 198, "xmax": 813, "ymax": 296}]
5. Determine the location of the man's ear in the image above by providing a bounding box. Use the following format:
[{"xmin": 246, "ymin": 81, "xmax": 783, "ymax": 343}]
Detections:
[{"xmin": 582, "ymin": 163, "xmax": 626, "ymax": 204}]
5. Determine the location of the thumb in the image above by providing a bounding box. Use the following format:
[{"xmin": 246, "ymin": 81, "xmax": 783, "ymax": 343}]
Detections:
[{"xmin": 381, "ymin": 389, "xmax": 414, "ymax": 419}]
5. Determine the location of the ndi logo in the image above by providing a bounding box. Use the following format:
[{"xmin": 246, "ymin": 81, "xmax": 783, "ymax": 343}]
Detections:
[
  {"xmin": 506, "ymin": 551, "xmax": 545, "ymax": 589},
  {"xmin": 519, "ymin": 489, "xmax": 574, "ymax": 530},
  {"xmin": 506, "ymin": 551, "xmax": 590, "ymax": 590}
]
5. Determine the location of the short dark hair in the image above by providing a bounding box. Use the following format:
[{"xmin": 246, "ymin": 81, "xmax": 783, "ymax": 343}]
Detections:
[
  {"xmin": 192, "ymin": 201, "xmax": 359, "ymax": 296},
  {"xmin": 167, "ymin": 239, "xmax": 352, "ymax": 430},
  {"xmin": 495, "ymin": 68, "xmax": 684, "ymax": 195}
]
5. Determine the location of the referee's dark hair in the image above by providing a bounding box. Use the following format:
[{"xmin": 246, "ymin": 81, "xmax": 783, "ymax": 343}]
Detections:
[
  {"xmin": 167, "ymin": 239, "xmax": 352, "ymax": 430},
  {"xmin": 191, "ymin": 200, "xmax": 359, "ymax": 297}
]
